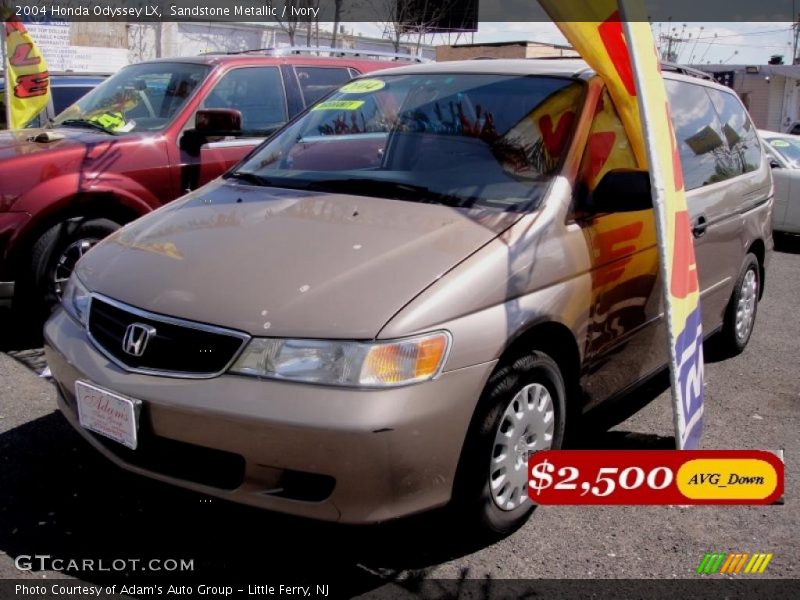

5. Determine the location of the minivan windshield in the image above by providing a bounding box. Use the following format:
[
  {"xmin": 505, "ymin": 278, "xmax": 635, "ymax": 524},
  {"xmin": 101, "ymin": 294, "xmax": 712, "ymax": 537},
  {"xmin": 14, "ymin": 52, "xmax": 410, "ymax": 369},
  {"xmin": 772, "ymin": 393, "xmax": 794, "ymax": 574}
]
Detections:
[
  {"xmin": 52, "ymin": 62, "xmax": 211, "ymax": 133},
  {"xmin": 231, "ymin": 74, "xmax": 584, "ymax": 212}
]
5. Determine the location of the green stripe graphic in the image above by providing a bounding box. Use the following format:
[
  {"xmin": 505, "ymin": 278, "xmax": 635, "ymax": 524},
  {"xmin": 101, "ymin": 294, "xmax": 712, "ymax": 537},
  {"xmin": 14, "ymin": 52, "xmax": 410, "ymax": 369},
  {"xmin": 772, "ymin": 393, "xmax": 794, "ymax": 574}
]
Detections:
[
  {"xmin": 698, "ymin": 553, "xmax": 727, "ymax": 574},
  {"xmin": 696, "ymin": 553, "xmax": 712, "ymax": 574}
]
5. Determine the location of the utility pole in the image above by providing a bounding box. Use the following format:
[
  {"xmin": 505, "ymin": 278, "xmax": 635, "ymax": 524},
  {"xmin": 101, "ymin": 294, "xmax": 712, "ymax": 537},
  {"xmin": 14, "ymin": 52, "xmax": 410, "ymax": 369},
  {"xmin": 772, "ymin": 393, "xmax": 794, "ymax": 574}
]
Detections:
[
  {"xmin": 660, "ymin": 33, "xmax": 683, "ymax": 63},
  {"xmin": 793, "ymin": 14, "xmax": 800, "ymax": 65}
]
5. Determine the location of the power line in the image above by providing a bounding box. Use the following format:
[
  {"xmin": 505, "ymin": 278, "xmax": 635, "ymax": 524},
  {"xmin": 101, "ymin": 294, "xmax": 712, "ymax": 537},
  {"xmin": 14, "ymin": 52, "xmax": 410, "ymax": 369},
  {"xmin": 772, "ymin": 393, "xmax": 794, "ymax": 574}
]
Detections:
[
  {"xmin": 697, "ymin": 40, "xmax": 792, "ymax": 49},
  {"xmin": 691, "ymin": 27, "xmax": 793, "ymax": 41}
]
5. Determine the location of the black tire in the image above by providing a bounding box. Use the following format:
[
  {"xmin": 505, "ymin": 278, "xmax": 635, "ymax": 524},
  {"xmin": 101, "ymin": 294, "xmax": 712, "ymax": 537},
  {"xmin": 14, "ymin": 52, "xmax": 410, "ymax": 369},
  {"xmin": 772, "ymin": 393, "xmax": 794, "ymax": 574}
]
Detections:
[
  {"xmin": 717, "ymin": 253, "xmax": 760, "ymax": 356},
  {"xmin": 19, "ymin": 217, "xmax": 120, "ymax": 316},
  {"xmin": 451, "ymin": 351, "xmax": 567, "ymax": 540}
]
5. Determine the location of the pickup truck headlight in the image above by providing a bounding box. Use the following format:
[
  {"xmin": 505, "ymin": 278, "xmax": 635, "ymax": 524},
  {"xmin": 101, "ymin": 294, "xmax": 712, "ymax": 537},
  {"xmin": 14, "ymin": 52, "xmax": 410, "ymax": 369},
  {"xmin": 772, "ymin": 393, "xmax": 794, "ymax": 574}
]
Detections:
[
  {"xmin": 229, "ymin": 331, "xmax": 451, "ymax": 387},
  {"xmin": 62, "ymin": 272, "xmax": 91, "ymax": 327}
]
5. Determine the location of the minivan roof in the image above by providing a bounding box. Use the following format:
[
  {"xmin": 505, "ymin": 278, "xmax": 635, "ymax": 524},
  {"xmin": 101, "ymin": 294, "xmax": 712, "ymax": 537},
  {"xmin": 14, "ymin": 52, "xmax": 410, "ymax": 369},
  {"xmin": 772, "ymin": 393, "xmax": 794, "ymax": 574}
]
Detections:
[
  {"xmin": 364, "ymin": 58, "xmax": 736, "ymax": 93},
  {"xmin": 370, "ymin": 58, "xmax": 594, "ymax": 79}
]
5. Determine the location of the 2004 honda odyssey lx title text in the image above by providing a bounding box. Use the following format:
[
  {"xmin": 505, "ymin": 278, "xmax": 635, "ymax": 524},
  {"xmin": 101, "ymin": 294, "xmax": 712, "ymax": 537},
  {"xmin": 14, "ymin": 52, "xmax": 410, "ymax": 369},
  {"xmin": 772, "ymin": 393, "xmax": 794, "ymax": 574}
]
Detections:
[{"xmin": 45, "ymin": 59, "xmax": 773, "ymax": 537}]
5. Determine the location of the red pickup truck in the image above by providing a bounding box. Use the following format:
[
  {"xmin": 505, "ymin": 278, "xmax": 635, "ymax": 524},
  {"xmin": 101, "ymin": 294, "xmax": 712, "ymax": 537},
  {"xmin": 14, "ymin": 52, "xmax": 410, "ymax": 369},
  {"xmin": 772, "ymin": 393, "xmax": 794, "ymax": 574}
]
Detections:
[{"xmin": 0, "ymin": 49, "xmax": 415, "ymax": 319}]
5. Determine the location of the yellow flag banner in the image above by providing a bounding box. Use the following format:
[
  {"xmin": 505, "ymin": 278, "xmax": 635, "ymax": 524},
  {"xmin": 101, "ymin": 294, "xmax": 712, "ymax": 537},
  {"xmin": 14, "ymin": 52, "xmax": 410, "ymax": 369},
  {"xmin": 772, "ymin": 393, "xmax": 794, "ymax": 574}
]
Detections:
[
  {"xmin": 3, "ymin": 16, "xmax": 51, "ymax": 129},
  {"xmin": 540, "ymin": 0, "xmax": 704, "ymax": 449}
]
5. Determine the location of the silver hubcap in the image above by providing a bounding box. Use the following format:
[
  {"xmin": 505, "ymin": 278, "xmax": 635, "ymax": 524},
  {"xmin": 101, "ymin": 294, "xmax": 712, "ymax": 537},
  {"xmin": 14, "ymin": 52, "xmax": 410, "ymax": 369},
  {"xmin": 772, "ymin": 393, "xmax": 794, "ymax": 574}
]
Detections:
[
  {"xmin": 490, "ymin": 383, "xmax": 555, "ymax": 511},
  {"xmin": 53, "ymin": 238, "xmax": 98, "ymax": 298},
  {"xmin": 735, "ymin": 268, "xmax": 758, "ymax": 342}
]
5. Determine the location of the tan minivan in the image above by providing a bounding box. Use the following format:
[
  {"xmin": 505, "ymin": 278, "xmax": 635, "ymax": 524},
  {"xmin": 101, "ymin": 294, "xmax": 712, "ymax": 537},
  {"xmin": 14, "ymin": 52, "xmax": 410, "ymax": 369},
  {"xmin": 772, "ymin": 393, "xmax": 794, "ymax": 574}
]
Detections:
[{"xmin": 44, "ymin": 59, "xmax": 773, "ymax": 536}]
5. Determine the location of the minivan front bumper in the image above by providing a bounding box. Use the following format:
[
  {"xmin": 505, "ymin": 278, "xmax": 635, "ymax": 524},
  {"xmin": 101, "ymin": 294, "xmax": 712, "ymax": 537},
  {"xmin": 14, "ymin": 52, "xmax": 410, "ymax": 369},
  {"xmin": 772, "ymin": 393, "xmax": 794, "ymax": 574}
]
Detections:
[{"xmin": 44, "ymin": 308, "xmax": 495, "ymax": 524}]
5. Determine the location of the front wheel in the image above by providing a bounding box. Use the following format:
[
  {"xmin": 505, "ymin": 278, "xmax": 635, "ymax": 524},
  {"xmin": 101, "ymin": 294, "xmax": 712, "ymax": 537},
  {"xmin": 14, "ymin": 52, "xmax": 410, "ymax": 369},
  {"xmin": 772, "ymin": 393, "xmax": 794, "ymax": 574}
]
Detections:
[
  {"xmin": 22, "ymin": 217, "xmax": 121, "ymax": 314},
  {"xmin": 452, "ymin": 351, "xmax": 567, "ymax": 539}
]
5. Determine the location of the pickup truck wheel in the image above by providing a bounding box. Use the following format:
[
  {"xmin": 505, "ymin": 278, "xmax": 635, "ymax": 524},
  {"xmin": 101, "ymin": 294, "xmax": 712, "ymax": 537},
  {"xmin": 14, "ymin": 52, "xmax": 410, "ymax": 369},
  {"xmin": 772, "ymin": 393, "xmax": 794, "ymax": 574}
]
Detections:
[
  {"xmin": 451, "ymin": 351, "xmax": 566, "ymax": 540},
  {"xmin": 26, "ymin": 218, "xmax": 121, "ymax": 311}
]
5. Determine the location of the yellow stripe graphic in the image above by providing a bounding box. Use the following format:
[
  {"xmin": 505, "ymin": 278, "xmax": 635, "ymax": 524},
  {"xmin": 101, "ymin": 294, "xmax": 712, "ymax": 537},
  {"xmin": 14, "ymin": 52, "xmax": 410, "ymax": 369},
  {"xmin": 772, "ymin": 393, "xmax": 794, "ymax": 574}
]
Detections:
[
  {"xmin": 758, "ymin": 554, "xmax": 773, "ymax": 573},
  {"xmin": 744, "ymin": 554, "xmax": 760, "ymax": 573}
]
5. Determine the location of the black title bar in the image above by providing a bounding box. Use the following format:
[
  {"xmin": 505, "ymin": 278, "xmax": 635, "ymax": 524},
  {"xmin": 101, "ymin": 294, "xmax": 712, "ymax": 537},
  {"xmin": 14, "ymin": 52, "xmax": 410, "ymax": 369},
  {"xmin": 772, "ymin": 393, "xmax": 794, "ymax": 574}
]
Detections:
[{"xmin": 3, "ymin": 0, "xmax": 800, "ymax": 24}]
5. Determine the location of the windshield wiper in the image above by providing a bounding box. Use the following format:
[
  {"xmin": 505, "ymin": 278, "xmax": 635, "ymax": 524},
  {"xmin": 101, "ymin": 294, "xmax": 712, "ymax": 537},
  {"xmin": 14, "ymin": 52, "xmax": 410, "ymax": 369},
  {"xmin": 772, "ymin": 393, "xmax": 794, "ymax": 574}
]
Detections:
[
  {"xmin": 58, "ymin": 119, "xmax": 117, "ymax": 134},
  {"xmin": 304, "ymin": 178, "xmax": 471, "ymax": 207},
  {"xmin": 227, "ymin": 171, "xmax": 278, "ymax": 187},
  {"xmin": 227, "ymin": 173, "xmax": 477, "ymax": 207}
]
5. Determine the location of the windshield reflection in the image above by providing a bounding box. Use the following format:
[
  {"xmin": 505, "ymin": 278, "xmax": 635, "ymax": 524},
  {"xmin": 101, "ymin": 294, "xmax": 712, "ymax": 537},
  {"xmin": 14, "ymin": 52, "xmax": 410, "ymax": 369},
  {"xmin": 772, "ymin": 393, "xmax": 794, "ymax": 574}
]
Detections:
[{"xmin": 231, "ymin": 74, "xmax": 585, "ymax": 212}]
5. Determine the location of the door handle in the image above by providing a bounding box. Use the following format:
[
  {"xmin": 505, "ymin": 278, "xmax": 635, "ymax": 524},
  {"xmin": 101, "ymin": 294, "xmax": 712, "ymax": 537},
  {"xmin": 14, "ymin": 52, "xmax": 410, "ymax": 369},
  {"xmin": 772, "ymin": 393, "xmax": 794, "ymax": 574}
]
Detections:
[{"xmin": 692, "ymin": 215, "xmax": 708, "ymax": 238}]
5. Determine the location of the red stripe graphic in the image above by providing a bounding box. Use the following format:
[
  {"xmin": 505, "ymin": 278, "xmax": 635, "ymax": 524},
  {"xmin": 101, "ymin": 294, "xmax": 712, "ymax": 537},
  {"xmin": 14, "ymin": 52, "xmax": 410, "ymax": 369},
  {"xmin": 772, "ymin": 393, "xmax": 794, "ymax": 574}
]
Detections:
[{"xmin": 598, "ymin": 14, "xmax": 637, "ymax": 97}]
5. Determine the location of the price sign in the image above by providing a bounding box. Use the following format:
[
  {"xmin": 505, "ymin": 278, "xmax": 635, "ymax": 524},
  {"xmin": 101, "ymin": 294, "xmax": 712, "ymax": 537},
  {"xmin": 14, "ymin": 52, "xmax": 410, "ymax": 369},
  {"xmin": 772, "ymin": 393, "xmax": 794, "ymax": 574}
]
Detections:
[{"xmin": 528, "ymin": 450, "xmax": 783, "ymax": 505}]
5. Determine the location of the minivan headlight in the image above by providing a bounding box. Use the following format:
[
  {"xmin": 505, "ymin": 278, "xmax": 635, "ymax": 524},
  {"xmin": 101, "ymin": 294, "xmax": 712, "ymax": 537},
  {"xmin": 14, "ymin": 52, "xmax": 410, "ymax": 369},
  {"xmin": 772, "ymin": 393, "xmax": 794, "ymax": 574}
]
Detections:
[
  {"xmin": 62, "ymin": 272, "xmax": 91, "ymax": 327},
  {"xmin": 229, "ymin": 331, "xmax": 451, "ymax": 387}
]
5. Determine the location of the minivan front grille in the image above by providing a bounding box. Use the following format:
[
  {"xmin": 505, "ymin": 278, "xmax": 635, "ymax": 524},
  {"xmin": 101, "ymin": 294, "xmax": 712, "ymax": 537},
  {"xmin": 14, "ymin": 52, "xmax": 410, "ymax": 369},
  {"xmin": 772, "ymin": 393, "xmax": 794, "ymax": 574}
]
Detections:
[{"xmin": 88, "ymin": 296, "xmax": 249, "ymax": 377}]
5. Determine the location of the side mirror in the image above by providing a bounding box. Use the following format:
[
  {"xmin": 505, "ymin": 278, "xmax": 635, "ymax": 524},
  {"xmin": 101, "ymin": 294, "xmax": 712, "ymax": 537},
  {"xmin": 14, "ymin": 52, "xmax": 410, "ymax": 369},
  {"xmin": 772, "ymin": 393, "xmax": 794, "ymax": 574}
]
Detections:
[
  {"xmin": 769, "ymin": 157, "xmax": 782, "ymax": 169},
  {"xmin": 195, "ymin": 108, "xmax": 242, "ymax": 134},
  {"xmin": 589, "ymin": 169, "xmax": 653, "ymax": 213}
]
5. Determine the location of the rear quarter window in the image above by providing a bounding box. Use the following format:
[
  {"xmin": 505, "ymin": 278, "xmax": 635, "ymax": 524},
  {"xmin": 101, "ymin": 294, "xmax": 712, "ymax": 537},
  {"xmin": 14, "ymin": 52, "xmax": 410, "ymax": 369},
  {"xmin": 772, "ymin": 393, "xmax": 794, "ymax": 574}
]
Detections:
[{"xmin": 706, "ymin": 88, "xmax": 761, "ymax": 175}]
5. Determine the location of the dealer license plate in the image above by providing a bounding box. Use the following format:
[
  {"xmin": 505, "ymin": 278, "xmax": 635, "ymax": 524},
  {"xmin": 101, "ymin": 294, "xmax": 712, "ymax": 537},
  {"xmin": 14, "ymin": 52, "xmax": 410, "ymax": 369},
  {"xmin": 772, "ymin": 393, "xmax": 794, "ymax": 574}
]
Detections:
[{"xmin": 75, "ymin": 381, "xmax": 141, "ymax": 450}]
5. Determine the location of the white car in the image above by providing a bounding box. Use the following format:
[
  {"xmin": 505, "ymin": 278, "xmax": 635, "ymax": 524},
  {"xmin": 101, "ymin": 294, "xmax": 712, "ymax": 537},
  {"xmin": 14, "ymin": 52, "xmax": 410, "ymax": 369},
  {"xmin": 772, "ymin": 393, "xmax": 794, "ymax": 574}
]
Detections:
[{"xmin": 760, "ymin": 130, "xmax": 800, "ymax": 234}]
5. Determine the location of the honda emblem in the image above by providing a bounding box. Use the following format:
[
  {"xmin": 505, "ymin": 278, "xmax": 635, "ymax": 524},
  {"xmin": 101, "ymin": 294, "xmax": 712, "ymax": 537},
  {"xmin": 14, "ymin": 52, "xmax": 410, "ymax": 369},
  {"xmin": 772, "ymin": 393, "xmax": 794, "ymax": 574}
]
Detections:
[{"xmin": 122, "ymin": 323, "xmax": 156, "ymax": 357}]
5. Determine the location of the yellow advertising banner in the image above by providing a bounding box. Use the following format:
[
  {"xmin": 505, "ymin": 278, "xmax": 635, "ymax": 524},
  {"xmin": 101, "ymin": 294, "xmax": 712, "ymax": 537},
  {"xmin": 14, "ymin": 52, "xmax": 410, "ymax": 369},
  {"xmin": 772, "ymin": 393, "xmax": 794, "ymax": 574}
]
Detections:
[
  {"xmin": 540, "ymin": 0, "xmax": 704, "ymax": 448},
  {"xmin": 2, "ymin": 15, "xmax": 51, "ymax": 129}
]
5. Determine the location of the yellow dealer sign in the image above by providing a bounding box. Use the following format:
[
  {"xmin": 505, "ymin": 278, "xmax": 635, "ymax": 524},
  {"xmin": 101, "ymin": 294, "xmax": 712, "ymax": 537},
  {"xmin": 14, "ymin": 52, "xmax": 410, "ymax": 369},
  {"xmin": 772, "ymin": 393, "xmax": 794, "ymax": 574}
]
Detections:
[{"xmin": 2, "ymin": 15, "xmax": 51, "ymax": 129}]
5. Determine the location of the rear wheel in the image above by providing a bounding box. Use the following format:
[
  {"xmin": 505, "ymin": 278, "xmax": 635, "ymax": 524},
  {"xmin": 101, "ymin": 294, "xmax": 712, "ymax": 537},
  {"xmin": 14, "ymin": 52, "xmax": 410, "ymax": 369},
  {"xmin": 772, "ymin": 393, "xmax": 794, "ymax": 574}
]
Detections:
[
  {"xmin": 452, "ymin": 351, "xmax": 566, "ymax": 539},
  {"xmin": 717, "ymin": 253, "xmax": 760, "ymax": 356}
]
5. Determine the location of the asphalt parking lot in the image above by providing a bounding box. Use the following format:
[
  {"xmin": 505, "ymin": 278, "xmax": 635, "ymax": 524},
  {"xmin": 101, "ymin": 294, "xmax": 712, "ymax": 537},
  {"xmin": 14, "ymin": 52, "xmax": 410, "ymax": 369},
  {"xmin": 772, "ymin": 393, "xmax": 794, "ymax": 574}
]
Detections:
[{"xmin": 0, "ymin": 237, "xmax": 798, "ymax": 597}]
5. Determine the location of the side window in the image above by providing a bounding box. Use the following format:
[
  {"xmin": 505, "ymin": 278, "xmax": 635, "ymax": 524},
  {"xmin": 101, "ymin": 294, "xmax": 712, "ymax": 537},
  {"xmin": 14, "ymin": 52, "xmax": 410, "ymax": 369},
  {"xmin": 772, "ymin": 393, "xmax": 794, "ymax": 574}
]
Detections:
[
  {"xmin": 204, "ymin": 67, "xmax": 287, "ymax": 133},
  {"xmin": 294, "ymin": 67, "xmax": 352, "ymax": 106},
  {"xmin": 665, "ymin": 79, "xmax": 731, "ymax": 191},
  {"xmin": 707, "ymin": 88, "xmax": 761, "ymax": 175}
]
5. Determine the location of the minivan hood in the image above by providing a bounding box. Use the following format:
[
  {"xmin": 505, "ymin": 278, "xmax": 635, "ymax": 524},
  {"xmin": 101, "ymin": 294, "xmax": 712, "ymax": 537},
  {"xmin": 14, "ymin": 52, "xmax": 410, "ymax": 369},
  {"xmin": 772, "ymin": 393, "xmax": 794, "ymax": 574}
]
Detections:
[{"xmin": 78, "ymin": 180, "xmax": 521, "ymax": 338}]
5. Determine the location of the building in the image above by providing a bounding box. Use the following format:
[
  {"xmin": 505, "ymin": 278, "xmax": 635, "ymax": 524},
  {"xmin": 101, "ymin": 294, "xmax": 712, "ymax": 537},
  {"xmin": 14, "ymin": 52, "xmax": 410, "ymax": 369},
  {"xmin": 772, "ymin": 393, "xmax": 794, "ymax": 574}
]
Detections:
[
  {"xmin": 436, "ymin": 40, "xmax": 579, "ymax": 62},
  {"xmin": 25, "ymin": 22, "xmax": 129, "ymax": 72},
  {"xmin": 24, "ymin": 22, "xmax": 435, "ymax": 73},
  {"xmin": 697, "ymin": 64, "xmax": 800, "ymax": 133}
]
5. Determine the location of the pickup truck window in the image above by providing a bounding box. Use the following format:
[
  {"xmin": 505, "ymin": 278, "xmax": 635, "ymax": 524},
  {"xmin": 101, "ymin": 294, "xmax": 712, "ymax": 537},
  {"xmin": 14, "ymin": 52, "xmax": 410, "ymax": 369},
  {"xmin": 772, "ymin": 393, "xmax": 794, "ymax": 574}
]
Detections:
[
  {"xmin": 294, "ymin": 67, "xmax": 352, "ymax": 105},
  {"xmin": 202, "ymin": 67, "xmax": 287, "ymax": 135}
]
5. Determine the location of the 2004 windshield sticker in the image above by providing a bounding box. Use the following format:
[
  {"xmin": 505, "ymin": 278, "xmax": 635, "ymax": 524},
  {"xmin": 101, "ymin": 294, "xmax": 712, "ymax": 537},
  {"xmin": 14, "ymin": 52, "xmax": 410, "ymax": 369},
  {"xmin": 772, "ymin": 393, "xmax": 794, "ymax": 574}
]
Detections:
[
  {"xmin": 312, "ymin": 100, "xmax": 365, "ymax": 111},
  {"xmin": 340, "ymin": 79, "xmax": 386, "ymax": 94}
]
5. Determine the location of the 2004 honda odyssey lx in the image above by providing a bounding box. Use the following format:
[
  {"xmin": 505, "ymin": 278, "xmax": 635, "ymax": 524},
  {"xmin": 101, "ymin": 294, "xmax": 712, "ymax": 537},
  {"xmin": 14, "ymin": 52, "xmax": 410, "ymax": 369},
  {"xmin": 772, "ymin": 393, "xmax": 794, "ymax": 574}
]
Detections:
[{"xmin": 45, "ymin": 59, "xmax": 773, "ymax": 536}]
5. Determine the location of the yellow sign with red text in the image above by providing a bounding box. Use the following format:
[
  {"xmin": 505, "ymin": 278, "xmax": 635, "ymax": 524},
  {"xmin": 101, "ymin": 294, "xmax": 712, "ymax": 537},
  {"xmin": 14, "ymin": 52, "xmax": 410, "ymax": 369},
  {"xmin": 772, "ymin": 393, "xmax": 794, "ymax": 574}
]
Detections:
[
  {"xmin": 3, "ymin": 17, "xmax": 51, "ymax": 129},
  {"xmin": 539, "ymin": 0, "xmax": 704, "ymax": 448}
]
